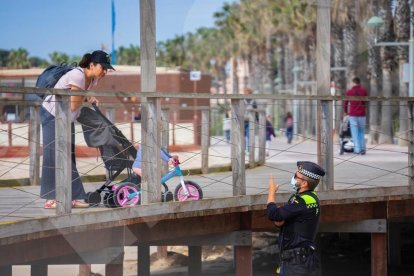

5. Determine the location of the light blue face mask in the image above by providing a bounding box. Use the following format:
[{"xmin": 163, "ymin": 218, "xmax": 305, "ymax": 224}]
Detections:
[{"xmin": 290, "ymin": 176, "xmax": 299, "ymax": 191}]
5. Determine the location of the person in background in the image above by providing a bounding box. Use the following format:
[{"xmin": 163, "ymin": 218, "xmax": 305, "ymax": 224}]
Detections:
[
  {"xmin": 266, "ymin": 115, "xmax": 276, "ymax": 156},
  {"xmin": 223, "ymin": 112, "xmax": 231, "ymax": 143},
  {"xmin": 243, "ymin": 87, "xmax": 257, "ymax": 152},
  {"xmin": 41, "ymin": 50, "xmax": 114, "ymax": 209},
  {"xmin": 284, "ymin": 112, "xmax": 294, "ymax": 144},
  {"xmin": 343, "ymin": 77, "xmax": 367, "ymax": 155},
  {"xmin": 267, "ymin": 161, "xmax": 325, "ymax": 276}
]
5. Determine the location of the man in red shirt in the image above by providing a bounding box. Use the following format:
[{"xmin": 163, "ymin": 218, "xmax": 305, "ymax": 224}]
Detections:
[{"xmin": 343, "ymin": 77, "xmax": 368, "ymax": 155}]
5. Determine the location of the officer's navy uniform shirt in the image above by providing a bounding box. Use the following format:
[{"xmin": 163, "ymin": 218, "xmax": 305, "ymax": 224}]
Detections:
[{"xmin": 267, "ymin": 190, "xmax": 320, "ymax": 251}]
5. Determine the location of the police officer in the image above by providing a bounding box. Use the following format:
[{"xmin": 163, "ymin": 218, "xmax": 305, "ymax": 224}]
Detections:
[{"xmin": 267, "ymin": 161, "xmax": 325, "ymax": 276}]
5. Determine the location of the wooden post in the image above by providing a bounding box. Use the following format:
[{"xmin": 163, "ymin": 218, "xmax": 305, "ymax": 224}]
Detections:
[
  {"xmin": 29, "ymin": 105, "xmax": 41, "ymax": 186},
  {"xmin": 105, "ymin": 249, "xmax": 124, "ymax": 276},
  {"xmin": 0, "ymin": 266, "xmax": 12, "ymax": 276},
  {"xmin": 31, "ymin": 264, "xmax": 47, "ymax": 276},
  {"xmin": 140, "ymin": 0, "xmax": 161, "ymax": 205},
  {"xmin": 248, "ymin": 111, "xmax": 256, "ymax": 168},
  {"xmin": 316, "ymin": 0, "xmax": 333, "ymax": 191},
  {"xmin": 388, "ymin": 222, "xmax": 401, "ymax": 266},
  {"xmin": 319, "ymin": 101, "xmax": 334, "ymax": 190},
  {"xmin": 158, "ymin": 108, "xmax": 170, "ymax": 259},
  {"xmin": 371, "ymin": 233, "xmax": 387, "ymax": 276},
  {"xmin": 130, "ymin": 121, "xmax": 134, "ymax": 143},
  {"xmin": 408, "ymin": 101, "xmax": 414, "ymax": 185},
  {"xmin": 7, "ymin": 122, "xmax": 12, "ymax": 146},
  {"xmin": 258, "ymin": 111, "xmax": 266, "ymax": 165},
  {"xmin": 55, "ymin": 94, "xmax": 72, "ymax": 215},
  {"xmin": 79, "ymin": 264, "xmax": 91, "ymax": 276},
  {"xmin": 235, "ymin": 246, "xmax": 252, "ymax": 276},
  {"xmin": 161, "ymin": 108, "xmax": 170, "ymax": 175},
  {"xmin": 201, "ymin": 109, "xmax": 210, "ymax": 174},
  {"xmin": 141, "ymin": 98, "xmax": 161, "ymax": 204},
  {"xmin": 231, "ymin": 99, "xmax": 246, "ymax": 196},
  {"xmin": 138, "ymin": 245, "xmax": 150, "ymax": 275},
  {"xmin": 235, "ymin": 212, "xmax": 252, "ymax": 276},
  {"xmin": 157, "ymin": 246, "xmax": 167, "ymax": 259},
  {"xmin": 188, "ymin": 246, "xmax": 202, "ymax": 275}
]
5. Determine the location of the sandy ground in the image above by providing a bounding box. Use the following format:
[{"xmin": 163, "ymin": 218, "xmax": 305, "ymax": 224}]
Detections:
[
  {"xmin": 10, "ymin": 231, "xmax": 414, "ymax": 276},
  {"xmin": 11, "ymin": 233, "xmax": 278, "ymax": 276}
]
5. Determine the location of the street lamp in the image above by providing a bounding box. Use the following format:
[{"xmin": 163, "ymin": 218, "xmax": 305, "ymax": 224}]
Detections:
[
  {"xmin": 292, "ymin": 66, "xmax": 302, "ymax": 139},
  {"xmin": 367, "ymin": 16, "xmax": 384, "ymax": 44}
]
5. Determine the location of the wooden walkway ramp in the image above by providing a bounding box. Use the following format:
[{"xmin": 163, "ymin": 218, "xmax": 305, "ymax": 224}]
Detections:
[{"xmin": 0, "ymin": 185, "xmax": 413, "ymax": 276}]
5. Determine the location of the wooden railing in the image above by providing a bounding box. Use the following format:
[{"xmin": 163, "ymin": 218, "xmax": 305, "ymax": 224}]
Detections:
[{"xmin": 1, "ymin": 86, "xmax": 414, "ymax": 215}]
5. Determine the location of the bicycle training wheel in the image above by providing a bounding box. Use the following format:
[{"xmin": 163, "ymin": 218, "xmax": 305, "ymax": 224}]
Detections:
[
  {"xmin": 113, "ymin": 182, "xmax": 141, "ymax": 207},
  {"xmin": 174, "ymin": 181, "xmax": 203, "ymax": 201}
]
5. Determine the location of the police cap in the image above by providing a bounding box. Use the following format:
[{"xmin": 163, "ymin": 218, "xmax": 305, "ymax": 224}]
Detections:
[{"xmin": 297, "ymin": 161, "xmax": 325, "ymax": 180}]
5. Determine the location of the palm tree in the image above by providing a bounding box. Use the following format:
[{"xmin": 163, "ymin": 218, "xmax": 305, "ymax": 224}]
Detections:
[
  {"xmin": 395, "ymin": 0, "xmax": 410, "ymax": 146},
  {"xmin": 49, "ymin": 51, "xmax": 70, "ymax": 65},
  {"xmin": 117, "ymin": 45, "xmax": 140, "ymax": 65},
  {"xmin": 7, "ymin": 48, "xmax": 31, "ymax": 69},
  {"xmin": 214, "ymin": 1, "xmax": 243, "ymax": 94},
  {"xmin": 378, "ymin": 0, "xmax": 396, "ymax": 144}
]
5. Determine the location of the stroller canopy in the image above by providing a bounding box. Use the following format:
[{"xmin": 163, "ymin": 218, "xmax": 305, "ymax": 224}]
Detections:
[{"xmin": 77, "ymin": 106, "xmax": 122, "ymax": 148}]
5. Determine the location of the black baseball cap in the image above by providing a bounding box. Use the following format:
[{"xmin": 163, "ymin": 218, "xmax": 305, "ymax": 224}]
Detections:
[{"xmin": 91, "ymin": 50, "xmax": 115, "ymax": 70}]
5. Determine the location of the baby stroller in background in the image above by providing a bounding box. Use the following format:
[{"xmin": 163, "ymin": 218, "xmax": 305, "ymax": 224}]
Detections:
[
  {"xmin": 339, "ymin": 115, "xmax": 354, "ymax": 155},
  {"xmin": 77, "ymin": 103, "xmax": 141, "ymax": 208}
]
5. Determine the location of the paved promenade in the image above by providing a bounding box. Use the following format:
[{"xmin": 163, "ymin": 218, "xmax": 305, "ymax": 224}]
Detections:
[{"xmin": 0, "ymin": 135, "xmax": 409, "ymax": 223}]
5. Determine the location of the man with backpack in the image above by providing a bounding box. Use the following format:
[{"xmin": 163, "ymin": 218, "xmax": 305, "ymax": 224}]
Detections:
[{"xmin": 343, "ymin": 77, "xmax": 368, "ymax": 155}]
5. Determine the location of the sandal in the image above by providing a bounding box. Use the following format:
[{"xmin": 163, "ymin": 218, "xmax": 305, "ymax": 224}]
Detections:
[
  {"xmin": 72, "ymin": 200, "xmax": 90, "ymax": 208},
  {"xmin": 44, "ymin": 200, "xmax": 57, "ymax": 209}
]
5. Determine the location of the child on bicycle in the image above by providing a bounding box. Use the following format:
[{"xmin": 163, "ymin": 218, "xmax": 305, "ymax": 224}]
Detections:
[{"xmin": 132, "ymin": 144, "xmax": 178, "ymax": 177}]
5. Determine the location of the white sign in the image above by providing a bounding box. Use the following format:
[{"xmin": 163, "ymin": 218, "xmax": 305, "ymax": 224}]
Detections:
[
  {"xmin": 190, "ymin": 71, "xmax": 201, "ymax": 81},
  {"xmin": 402, "ymin": 63, "xmax": 410, "ymax": 83}
]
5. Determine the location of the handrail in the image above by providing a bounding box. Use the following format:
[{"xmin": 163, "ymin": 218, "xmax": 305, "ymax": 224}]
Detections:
[{"xmin": 0, "ymin": 85, "xmax": 413, "ymax": 101}]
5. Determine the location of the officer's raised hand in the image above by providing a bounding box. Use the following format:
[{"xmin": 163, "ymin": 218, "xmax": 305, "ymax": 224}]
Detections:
[{"xmin": 267, "ymin": 175, "xmax": 285, "ymax": 227}]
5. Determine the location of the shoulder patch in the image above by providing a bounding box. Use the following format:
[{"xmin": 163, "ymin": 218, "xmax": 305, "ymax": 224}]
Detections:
[{"xmin": 299, "ymin": 194, "xmax": 318, "ymax": 209}]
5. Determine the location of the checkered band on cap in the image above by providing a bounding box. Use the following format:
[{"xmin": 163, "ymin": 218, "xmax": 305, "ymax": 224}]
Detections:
[{"xmin": 298, "ymin": 168, "xmax": 322, "ymax": 180}]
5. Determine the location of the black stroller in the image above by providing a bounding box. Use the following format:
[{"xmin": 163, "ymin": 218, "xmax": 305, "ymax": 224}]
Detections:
[
  {"xmin": 339, "ymin": 115, "xmax": 354, "ymax": 155},
  {"xmin": 77, "ymin": 104, "xmax": 141, "ymax": 208}
]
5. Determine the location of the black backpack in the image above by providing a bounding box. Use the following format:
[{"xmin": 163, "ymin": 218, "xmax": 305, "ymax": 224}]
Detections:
[
  {"xmin": 24, "ymin": 63, "xmax": 76, "ymax": 119},
  {"xmin": 35, "ymin": 63, "xmax": 77, "ymax": 99}
]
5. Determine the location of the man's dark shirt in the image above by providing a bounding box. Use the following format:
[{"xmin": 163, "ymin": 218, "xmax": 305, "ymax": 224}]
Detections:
[{"xmin": 267, "ymin": 190, "xmax": 320, "ymax": 251}]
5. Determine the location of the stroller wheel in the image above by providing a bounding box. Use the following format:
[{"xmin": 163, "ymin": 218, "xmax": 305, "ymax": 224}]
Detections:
[
  {"xmin": 103, "ymin": 192, "xmax": 117, "ymax": 208},
  {"xmin": 85, "ymin": 191, "xmax": 101, "ymax": 205},
  {"xmin": 113, "ymin": 183, "xmax": 140, "ymax": 207}
]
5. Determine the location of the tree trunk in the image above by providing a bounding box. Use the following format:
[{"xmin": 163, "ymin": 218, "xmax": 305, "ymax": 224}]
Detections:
[
  {"xmin": 343, "ymin": 2, "xmax": 358, "ymax": 80},
  {"xmin": 378, "ymin": 0, "xmax": 395, "ymax": 144},
  {"xmin": 379, "ymin": 67, "xmax": 393, "ymax": 143},
  {"xmin": 367, "ymin": 31, "xmax": 382, "ymax": 144},
  {"xmin": 398, "ymin": 57, "xmax": 409, "ymax": 146},
  {"xmin": 232, "ymin": 57, "xmax": 239, "ymax": 94},
  {"xmin": 332, "ymin": 23, "xmax": 345, "ymax": 137},
  {"xmin": 395, "ymin": 0, "xmax": 410, "ymax": 146}
]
